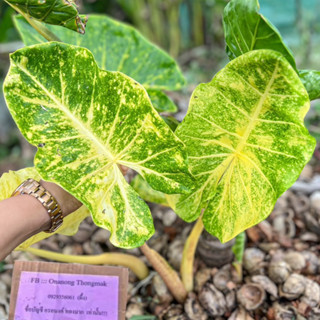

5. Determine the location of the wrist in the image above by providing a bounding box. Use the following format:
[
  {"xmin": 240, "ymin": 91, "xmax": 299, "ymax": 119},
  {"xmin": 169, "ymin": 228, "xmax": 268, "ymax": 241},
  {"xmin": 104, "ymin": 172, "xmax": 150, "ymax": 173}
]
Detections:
[
  {"xmin": 39, "ymin": 180, "xmax": 82, "ymax": 216},
  {"xmin": 0, "ymin": 194, "xmax": 54, "ymax": 260},
  {"xmin": 3, "ymin": 195, "xmax": 50, "ymax": 236},
  {"xmin": 12, "ymin": 178, "xmax": 64, "ymax": 233},
  {"xmin": 22, "ymin": 195, "xmax": 52, "ymax": 233}
]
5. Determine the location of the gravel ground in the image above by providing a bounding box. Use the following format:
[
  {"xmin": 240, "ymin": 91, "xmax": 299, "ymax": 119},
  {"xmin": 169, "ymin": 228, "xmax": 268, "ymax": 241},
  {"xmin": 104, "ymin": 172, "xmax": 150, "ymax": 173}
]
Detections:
[{"xmin": 1, "ymin": 154, "xmax": 320, "ymax": 320}]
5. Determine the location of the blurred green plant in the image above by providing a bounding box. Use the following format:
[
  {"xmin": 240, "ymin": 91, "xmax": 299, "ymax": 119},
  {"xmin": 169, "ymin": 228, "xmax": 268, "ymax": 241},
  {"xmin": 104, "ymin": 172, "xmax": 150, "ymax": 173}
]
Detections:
[
  {"xmin": 4, "ymin": 0, "xmax": 86, "ymax": 36},
  {"xmin": 129, "ymin": 316, "xmax": 157, "ymax": 320},
  {"xmin": 0, "ymin": 261, "xmax": 5, "ymax": 273},
  {"xmin": 0, "ymin": 4, "xmax": 19, "ymax": 42},
  {"xmin": 116, "ymin": 0, "xmax": 226, "ymax": 57},
  {"xmin": 305, "ymin": 103, "xmax": 320, "ymax": 141}
]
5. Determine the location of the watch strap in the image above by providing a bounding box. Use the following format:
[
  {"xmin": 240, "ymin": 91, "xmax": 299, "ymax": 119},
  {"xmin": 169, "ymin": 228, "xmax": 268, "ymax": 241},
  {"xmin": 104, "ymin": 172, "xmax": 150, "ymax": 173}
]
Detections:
[{"xmin": 11, "ymin": 178, "xmax": 63, "ymax": 233}]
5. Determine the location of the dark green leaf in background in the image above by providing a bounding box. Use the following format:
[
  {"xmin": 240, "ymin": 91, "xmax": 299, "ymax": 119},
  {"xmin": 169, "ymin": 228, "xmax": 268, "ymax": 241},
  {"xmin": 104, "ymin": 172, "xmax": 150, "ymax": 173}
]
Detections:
[
  {"xmin": 223, "ymin": 0, "xmax": 320, "ymax": 101},
  {"xmin": 147, "ymin": 89, "xmax": 178, "ymax": 113},
  {"xmin": 0, "ymin": 5, "xmax": 19, "ymax": 43},
  {"xmin": 5, "ymin": 0, "xmax": 86, "ymax": 33},
  {"xmin": 14, "ymin": 14, "xmax": 185, "ymax": 111},
  {"xmin": 223, "ymin": 0, "xmax": 297, "ymax": 70}
]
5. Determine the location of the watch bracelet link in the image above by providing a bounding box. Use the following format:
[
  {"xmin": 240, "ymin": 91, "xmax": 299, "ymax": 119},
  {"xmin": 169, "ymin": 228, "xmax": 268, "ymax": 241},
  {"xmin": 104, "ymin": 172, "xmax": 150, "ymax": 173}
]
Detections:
[{"xmin": 11, "ymin": 178, "xmax": 63, "ymax": 233}]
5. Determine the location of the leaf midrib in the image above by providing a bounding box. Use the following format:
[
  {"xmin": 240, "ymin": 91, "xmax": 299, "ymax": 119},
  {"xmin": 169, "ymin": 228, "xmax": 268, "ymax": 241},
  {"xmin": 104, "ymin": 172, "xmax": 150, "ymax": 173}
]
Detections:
[
  {"xmin": 213, "ymin": 61, "xmax": 279, "ymax": 192},
  {"xmin": 250, "ymin": 15, "xmax": 260, "ymax": 51},
  {"xmin": 234, "ymin": 60, "xmax": 279, "ymax": 156},
  {"xmin": 189, "ymin": 60, "xmax": 280, "ymax": 209}
]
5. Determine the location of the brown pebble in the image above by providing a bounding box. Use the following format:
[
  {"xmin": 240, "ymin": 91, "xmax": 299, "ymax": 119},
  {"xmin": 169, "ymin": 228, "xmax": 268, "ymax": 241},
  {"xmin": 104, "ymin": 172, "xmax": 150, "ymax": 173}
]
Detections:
[
  {"xmin": 284, "ymin": 251, "xmax": 306, "ymax": 271},
  {"xmin": 237, "ymin": 283, "xmax": 266, "ymax": 311},
  {"xmin": 268, "ymin": 261, "xmax": 291, "ymax": 284},
  {"xmin": 199, "ymin": 283, "xmax": 227, "ymax": 317}
]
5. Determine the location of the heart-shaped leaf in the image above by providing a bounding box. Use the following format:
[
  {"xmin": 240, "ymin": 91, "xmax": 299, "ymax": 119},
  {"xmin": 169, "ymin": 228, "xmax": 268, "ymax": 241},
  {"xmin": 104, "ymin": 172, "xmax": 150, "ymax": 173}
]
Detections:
[
  {"xmin": 170, "ymin": 50, "xmax": 315, "ymax": 243},
  {"xmin": 6, "ymin": 0, "xmax": 86, "ymax": 33},
  {"xmin": 14, "ymin": 14, "xmax": 184, "ymax": 112},
  {"xmin": 4, "ymin": 42, "xmax": 193, "ymax": 248},
  {"xmin": 0, "ymin": 167, "xmax": 90, "ymax": 249},
  {"xmin": 223, "ymin": 0, "xmax": 320, "ymax": 101}
]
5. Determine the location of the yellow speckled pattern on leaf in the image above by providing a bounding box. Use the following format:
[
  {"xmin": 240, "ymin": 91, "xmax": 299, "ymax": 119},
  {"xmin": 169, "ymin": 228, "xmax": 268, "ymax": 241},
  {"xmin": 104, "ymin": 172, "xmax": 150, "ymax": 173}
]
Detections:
[
  {"xmin": 171, "ymin": 50, "xmax": 316, "ymax": 243},
  {"xmin": 3, "ymin": 43, "xmax": 193, "ymax": 248}
]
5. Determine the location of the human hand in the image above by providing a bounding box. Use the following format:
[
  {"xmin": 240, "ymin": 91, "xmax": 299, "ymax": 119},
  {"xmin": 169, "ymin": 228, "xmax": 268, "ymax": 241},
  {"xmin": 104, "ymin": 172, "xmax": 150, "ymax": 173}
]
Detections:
[{"xmin": 0, "ymin": 180, "xmax": 83, "ymax": 260}]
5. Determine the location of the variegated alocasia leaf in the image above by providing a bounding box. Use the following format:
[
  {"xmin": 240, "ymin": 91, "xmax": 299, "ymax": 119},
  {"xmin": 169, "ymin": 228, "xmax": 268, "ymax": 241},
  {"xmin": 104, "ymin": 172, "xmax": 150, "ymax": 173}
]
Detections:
[
  {"xmin": 223, "ymin": 0, "xmax": 297, "ymax": 70},
  {"xmin": 0, "ymin": 168, "xmax": 90, "ymax": 250},
  {"xmin": 14, "ymin": 15, "xmax": 185, "ymax": 112},
  {"xmin": 299, "ymin": 70, "xmax": 320, "ymax": 101},
  {"xmin": 131, "ymin": 175, "xmax": 169, "ymax": 207},
  {"xmin": 3, "ymin": 42, "xmax": 193, "ymax": 248},
  {"xmin": 223, "ymin": 0, "xmax": 320, "ymax": 101},
  {"xmin": 5, "ymin": 0, "xmax": 86, "ymax": 34},
  {"xmin": 170, "ymin": 50, "xmax": 315, "ymax": 243}
]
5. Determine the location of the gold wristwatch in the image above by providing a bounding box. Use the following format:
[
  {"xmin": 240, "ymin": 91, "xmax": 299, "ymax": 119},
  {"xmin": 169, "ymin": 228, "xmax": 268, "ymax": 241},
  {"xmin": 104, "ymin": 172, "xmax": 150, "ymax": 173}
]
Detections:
[{"xmin": 11, "ymin": 178, "xmax": 64, "ymax": 233}]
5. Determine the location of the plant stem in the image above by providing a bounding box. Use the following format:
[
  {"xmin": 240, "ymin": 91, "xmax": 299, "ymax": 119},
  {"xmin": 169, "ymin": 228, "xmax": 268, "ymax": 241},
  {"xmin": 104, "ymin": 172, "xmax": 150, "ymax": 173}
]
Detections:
[
  {"xmin": 22, "ymin": 247, "xmax": 149, "ymax": 280},
  {"xmin": 140, "ymin": 243, "xmax": 187, "ymax": 303},
  {"xmin": 180, "ymin": 218, "xmax": 204, "ymax": 292},
  {"xmin": 23, "ymin": 17, "xmax": 61, "ymax": 42},
  {"xmin": 5, "ymin": 1, "xmax": 61, "ymax": 42},
  {"xmin": 233, "ymin": 261, "xmax": 242, "ymax": 281},
  {"xmin": 232, "ymin": 231, "xmax": 246, "ymax": 281}
]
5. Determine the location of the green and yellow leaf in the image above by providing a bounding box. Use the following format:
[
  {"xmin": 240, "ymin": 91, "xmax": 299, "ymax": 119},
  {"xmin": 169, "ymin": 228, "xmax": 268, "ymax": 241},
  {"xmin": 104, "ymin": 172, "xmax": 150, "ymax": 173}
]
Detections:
[
  {"xmin": 6, "ymin": 0, "xmax": 86, "ymax": 34},
  {"xmin": 223, "ymin": 0, "xmax": 297, "ymax": 70},
  {"xmin": 131, "ymin": 175, "xmax": 169, "ymax": 207},
  {"xmin": 3, "ymin": 42, "xmax": 193, "ymax": 248},
  {"xmin": 14, "ymin": 14, "xmax": 185, "ymax": 111},
  {"xmin": 0, "ymin": 167, "xmax": 90, "ymax": 249},
  {"xmin": 170, "ymin": 50, "xmax": 315, "ymax": 243}
]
